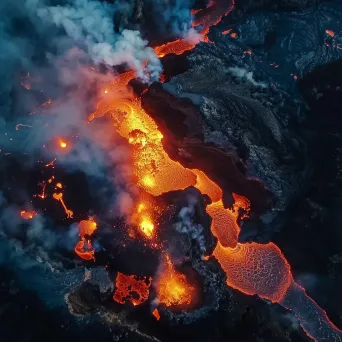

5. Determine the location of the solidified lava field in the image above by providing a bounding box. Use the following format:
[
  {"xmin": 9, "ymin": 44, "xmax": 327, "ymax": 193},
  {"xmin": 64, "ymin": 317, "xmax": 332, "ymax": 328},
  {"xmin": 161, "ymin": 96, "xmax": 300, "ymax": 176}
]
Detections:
[{"xmin": 0, "ymin": 1, "xmax": 341, "ymax": 342}]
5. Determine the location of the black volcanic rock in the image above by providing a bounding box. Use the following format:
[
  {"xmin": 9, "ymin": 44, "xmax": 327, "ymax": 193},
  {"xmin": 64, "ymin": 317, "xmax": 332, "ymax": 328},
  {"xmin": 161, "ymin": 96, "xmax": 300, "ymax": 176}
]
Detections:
[{"xmin": 142, "ymin": 0, "xmax": 342, "ymax": 241}]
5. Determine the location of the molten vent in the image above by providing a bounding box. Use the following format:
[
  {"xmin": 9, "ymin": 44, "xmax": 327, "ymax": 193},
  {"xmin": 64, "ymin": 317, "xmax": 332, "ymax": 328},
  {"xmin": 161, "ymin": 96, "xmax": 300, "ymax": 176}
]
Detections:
[{"xmin": 156, "ymin": 254, "xmax": 194, "ymax": 308}]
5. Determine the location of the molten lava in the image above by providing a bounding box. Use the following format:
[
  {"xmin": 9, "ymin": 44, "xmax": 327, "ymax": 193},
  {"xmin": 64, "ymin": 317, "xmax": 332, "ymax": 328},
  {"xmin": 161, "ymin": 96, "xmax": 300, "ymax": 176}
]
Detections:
[
  {"xmin": 207, "ymin": 200, "xmax": 240, "ymax": 248},
  {"xmin": 152, "ymin": 308, "xmax": 160, "ymax": 320},
  {"xmin": 326, "ymin": 29, "xmax": 335, "ymax": 37},
  {"xmin": 156, "ymin": 254, "xmax": 194, "ymax": 307},
  {"xmin": 113, "ymin": 272, "xmax": 151, "ymax": 306},
  {"xmin": 75, "ymin": 219, "xmax": 97, "ymax": 261},
  {"xmin": 20, "ymin": 210, "xmax": 37, "ymax": 220},
  {"xmin": 72, "ymin": 3, "xmax": 342, "ymax": 339},
  {"xmin": 58, "ymin": 139, "xmax": 67, "ymax": 149},
  {"xmin": 79, "ymin": 219, "xmax": 97, "ymax": 238},
  {"xmin": 192, "ymin": 0, "xmax": 235, "ymax": 36},
  {"xmin": 222, "ymin": 29, "xmax": 232, "ymax": 35},
  {"xmin": 153, "ymin": 1, "xmax": 235, "ymax": 58},
  {"xmin": 52, "ymin": 192, "xmax": 74, "ymax": 218},
  {"xmin": 89, "ymin": 98, "xmax": 196, "ymax": 196},
  {"xmin": 154, "ymin": 39, "xmax": 200, "ymax": 58},
  {"xmin": 214, "ymin": 242, "xmax": 292, "ymax": 303},
  {"xmin": 74, "ymin": 240, "xmax": 95, "ymax": 261},
  {"xmin": 192, "ymin": 169, "xmax": 222, "ymax": 202},
  {"xmin": 133, "ymin": 201, "xmax": 158, "ymax": 239}
]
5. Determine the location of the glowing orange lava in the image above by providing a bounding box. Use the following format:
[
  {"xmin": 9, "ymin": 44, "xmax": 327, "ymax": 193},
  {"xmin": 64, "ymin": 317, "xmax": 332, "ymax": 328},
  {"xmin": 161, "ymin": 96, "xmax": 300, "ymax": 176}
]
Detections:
[
  {"xmin": 52, "ymin": 192, "xmax": 73, "ymax": 218},
  {"xmin": 20, "ymin": 210, "xmax": 37, "ymax": 220},
  {"xmin": 326, "ymin": 29, "xmax": 335, "ymax": 37},
  {"xmin": 78, "ymin": 3, "xmax": 342, "ymax": 338},
  {"xmin": 207, "ymin": 200, "xmax": 240, "ymax": 248},
  {"xmin": 152, "ymin": 308, "xmax": 160, "ymax": 320},
  {"xmin": 74, "ymin": 240, "xmax": 95, "ymax": 261},
  {"xmin": 156, "ymin": 254, "xmax": 193, "ymax": 307},
  {"xmin": 132, "ymin": 200, "xmax": 162, "ymax": 239},
  {"xmin": 153, "ymin": 1, "xmax": 235, "ymax": 58},
  {"xmin": 222, "ymin": 29, "xmax": 232, "ymax": 35},
  {"xmin": 192, "ymin": 169, "xmax": 222, "ymax": 202},
  {"xmin": 113, "ymin": 272, "xmax": 151, "ymax": 306},
  {"xmin": 58, "ymin": 139, "xmax": 67, "ymax": 149},
  {"xmin": 89, "ymin": 98, "xmax": 196, "ymax": 196},
  {"xmin": 79, "ymin": 219, "xmax": 97, "ymax": 238},
  {"xmin": 154, "ymin": 39, "xmax": 200, "ymax": 58},
  {"xmin": 214, "ymin": 242, "xmax": 292, "ymax": 303},
  {"xmin": 74, "ymin": 219, "xmax": 97, "ymax": 261},
  {"xmin": 45, "ymin": 158, "xmax": 56, "ymax": 167},
  {"xmin": 192, "ymin": 0, "xmax": 235, "ymax": 35}
]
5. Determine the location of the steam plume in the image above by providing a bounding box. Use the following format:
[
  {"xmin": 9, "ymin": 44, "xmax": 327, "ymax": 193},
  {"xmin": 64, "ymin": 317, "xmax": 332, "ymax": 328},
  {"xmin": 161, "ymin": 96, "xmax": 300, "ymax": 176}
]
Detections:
[{"xmin": 37, "ymin": 0, "xmax": 162, "ymax": 81}]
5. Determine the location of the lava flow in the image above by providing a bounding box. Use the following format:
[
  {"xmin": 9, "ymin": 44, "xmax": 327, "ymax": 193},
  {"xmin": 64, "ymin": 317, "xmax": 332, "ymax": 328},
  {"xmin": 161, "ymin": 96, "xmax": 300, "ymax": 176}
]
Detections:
[
  {"xmin": 89, "ymin": 98, "xmax": 196, "ymax": 196},
  {"xmin": 113, "ymin": 272, "xmax": 151, "ymax": 306},
  {"xmin": 154, "ymin": 0, "xmax": 235, "ymax": 57},
  {"xmin": 52, "ymin": 192, "xmax": 74, "ymax": 218},
  {"xmin": 156, "ymin": 254, "xmax": 194, "ymax": 308},
  {"xmin": 73, "ymin": 3, "xmax": 341, "ymax": 341},
  {"xmin": 88, "ymin": 73, "xmax": 341, "ymax": 341},
  {"xmin": 75, "ymin": 219, "xmax": 97, "ymax": 261},
  {"xmin": 20, "ymin": 210, "xmax": 37, "ymax": 220}
]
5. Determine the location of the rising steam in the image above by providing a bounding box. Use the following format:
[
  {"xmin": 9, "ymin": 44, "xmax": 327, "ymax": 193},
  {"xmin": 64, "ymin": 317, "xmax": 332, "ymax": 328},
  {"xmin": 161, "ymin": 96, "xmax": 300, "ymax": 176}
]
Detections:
[{"xmin": 37, "ymin": 0, "xmax": 162, "ymax": 81}]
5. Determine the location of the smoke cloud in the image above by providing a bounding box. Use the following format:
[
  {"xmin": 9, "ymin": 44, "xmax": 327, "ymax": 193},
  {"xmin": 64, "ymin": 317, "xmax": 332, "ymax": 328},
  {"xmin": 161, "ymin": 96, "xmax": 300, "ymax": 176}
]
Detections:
[
  {"xmin": 0, "ymin": 191, "xmax": 79, "ymax": 271},
  {"xmin": 227, "ymin": 67, "xmax": 267, "ymax": 88},
  {"xmin": 145, "ymin": 0, "xmax": 195, "ymax": 37},
  {"xmin": 0, "ymin": 0, "xmax": 148, "ymax": 272},
  {"xmin": 37, "ymin": 0, "xmax": 162, "ymax": 81},
  {"xmin": 174, "ymin": 196, "xmax": 206, "ymax": 254}
]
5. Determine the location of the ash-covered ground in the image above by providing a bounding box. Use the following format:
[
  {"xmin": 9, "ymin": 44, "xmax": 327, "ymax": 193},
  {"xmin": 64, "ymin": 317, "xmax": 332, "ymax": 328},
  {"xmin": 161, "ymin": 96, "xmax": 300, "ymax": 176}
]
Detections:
[{"xmin": 0, "ymin": 0, "xmax": 341, "ymax": 342}]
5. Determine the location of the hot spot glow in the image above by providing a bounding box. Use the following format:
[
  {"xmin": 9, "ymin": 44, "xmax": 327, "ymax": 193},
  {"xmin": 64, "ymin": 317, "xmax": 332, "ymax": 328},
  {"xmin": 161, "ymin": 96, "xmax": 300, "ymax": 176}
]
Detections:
[
  {"xmin": 58, "ymin": 139, "xmax": 67, "ymax": 149},
  {"xmin": 325, "ymin": 29, "xmax": 335, "ymax": 37},
  {"xmin": 140, "ymin": 217, "xmax": 154, "ymax": 238},
  {"xmin": 20, "ymin": 210, "xmax": 37, "ymax": 220},
  {"xmin": 80, "ymin": 4, "xmax": 342, "ymax": 337},
  {"xmin": 89, "ymin": 98, "xmax": 196, "ymax": 196},
  {"xmin": 113, "ymin": 272, "xmax": 151, "ymax": 306},
  {"xmin": 53, "ymin": 192, "xmax": 73, "ymax": 218},
  {"xmin": 214, "ymin": 242, "xmax": 292, "ymax": 303},
  {"xmin": 75, "ymin": 219, "xmax": 97, "ymax": 261},
  {"xmin": 133, "ymin": 200, "xmax": 157, "ymax": 239},
  {"xmin": 156, "ymin": 254, "xmax": 194, "ymax": 307},
  {"xmin": 75, "ymin": 240, "xmax": 95, "ymax": 261},
  {"xmin": 152, "ymin": 308, "xmax": 160, "ymax": 320}
]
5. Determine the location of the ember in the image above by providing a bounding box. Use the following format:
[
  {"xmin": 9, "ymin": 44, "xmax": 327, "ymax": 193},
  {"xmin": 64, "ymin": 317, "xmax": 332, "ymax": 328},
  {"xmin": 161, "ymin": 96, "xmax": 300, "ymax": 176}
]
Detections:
[
  {"xmin": 6, "ymin": 1, "xmax": 340, "ymax": 340},
  {"xmin": 58, "ymin": 139, "xmax": 67, "ymax": 149},
  {"xmin": 326, "ymin": 29, "xmax": 335, "ymax": 37},
  {"xmin": 152, "ymin": 308, "xmax": 160, "ymax": 320}
]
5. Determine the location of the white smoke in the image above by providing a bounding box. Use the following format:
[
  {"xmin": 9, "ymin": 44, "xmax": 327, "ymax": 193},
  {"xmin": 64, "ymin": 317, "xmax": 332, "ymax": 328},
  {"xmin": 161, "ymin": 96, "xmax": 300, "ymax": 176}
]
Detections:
[
  {"xmin": 183, "ymin": 27, "xmax": 203, "ymax": 44},
  {"xmin": 174, "ymin": 196, "xmax": 206, "ymax": 254},
  {"xmin": 37, "ymin": 0, "xmax": 162, "ymax": 81},
  {"xmin": 227, "ymin": 66, "xmax": 267, "ymax": 88}
]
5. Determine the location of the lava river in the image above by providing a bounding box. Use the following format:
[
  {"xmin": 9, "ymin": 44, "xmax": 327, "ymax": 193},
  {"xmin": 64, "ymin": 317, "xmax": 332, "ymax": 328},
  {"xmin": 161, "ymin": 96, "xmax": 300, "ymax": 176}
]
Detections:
[
  {"xmin": 82, "ymin": 1, "xmax": 341, "ymax": 341},
  {"xmin": 88, "ymin": 79, "xmax": 342, "ymax": 342}
]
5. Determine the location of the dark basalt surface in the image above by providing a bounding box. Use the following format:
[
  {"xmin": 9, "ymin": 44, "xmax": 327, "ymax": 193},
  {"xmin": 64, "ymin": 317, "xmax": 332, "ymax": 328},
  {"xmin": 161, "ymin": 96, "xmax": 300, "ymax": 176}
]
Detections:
[
  {"xmin": 142, "ymin": 0, "xmax": 342, "ymax": 239},
  {"xmin": 0, "ymin": 1, "xmax": 341, "ymax": 342}
]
